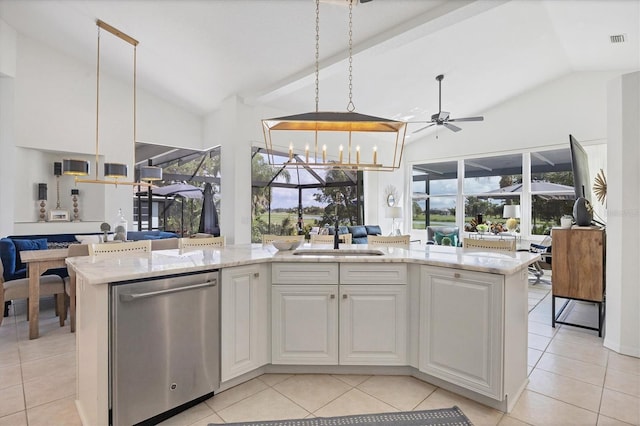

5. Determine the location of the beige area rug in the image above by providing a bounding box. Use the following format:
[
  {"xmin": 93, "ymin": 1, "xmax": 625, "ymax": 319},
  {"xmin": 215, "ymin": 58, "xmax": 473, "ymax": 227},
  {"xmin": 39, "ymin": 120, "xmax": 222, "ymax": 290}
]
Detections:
[{"xmin": 210, "ymin": 406, "xmax": 473, "ymax": 426}]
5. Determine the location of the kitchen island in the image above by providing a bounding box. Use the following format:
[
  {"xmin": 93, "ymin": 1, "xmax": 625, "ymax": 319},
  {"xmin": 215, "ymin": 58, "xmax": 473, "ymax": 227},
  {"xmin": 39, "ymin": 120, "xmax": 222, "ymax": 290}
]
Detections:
[{"xmin": 67, "ymin": 243, "xmax": 539, "ymax": 426}]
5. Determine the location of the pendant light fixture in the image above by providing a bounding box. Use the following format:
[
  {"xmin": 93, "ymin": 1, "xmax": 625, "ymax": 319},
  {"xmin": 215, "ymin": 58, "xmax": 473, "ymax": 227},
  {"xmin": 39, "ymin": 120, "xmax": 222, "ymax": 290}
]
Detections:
[
  {"xmin": 69, "ymin": 19, "xmax": 158, "ymax": 187},
  {"xmin": 262, "ymin": 0, "xmax": 406, "ymax": 171}
]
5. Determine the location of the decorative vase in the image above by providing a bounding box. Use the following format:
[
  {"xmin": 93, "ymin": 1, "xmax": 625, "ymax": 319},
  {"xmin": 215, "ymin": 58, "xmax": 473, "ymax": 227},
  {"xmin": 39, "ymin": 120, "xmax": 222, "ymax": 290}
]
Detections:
[{"xmin": 573, "ymin": 197, "xmax": 593, "ymax": 226}]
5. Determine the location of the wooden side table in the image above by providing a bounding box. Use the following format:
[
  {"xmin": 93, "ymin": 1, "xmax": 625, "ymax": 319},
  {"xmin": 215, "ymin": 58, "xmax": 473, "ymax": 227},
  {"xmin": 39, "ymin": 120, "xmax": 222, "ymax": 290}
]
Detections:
[
  {"xmin": 551, "ymin": 227, "xmax": 605, "ymax": 336},
  {"xmin": 20, "ymin": 248, "xmax": 69, "ymax": 339}
]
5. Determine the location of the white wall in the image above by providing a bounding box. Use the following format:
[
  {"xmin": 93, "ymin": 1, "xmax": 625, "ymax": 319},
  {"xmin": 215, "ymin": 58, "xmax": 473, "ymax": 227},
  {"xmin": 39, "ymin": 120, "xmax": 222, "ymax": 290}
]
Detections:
[
  {"xmin": 605, "ymin": 71, "xmax": 640, "ymax": 357},
  {"xmin": 3, "ymin": 30, "xmax": 203, "ymax": 235},
  {"xmin": 0, "ymin": 19, "xmax": 16, "ymax": 78},
  {"xmin": 0, "ymin": 19, "xmax": 17, "ymax": 236}
]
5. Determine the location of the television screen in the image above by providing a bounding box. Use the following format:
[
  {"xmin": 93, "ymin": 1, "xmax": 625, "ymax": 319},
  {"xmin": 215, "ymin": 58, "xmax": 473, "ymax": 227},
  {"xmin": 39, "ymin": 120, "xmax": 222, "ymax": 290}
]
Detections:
[{"xmin": 569, "ymin": 134, "xmax": 591, "ymax": 203}]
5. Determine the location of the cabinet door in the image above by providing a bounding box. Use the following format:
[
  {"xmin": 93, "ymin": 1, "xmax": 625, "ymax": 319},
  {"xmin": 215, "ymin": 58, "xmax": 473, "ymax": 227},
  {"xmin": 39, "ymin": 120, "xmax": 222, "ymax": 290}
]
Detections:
[
  {"xmin": 272, "ymin": 285, "xmax": 338, "ymax": 365},
  {"xmin": 339, "ymin": 285, "xmax": 407, "ymax": 365},
  {"xmin": 221, "ymin": 264, "xmax": 269, "ymax": 382},
  {"xmin": 419, "ymin": 266, "xmax": 504, "ymax": 399},
  {"xmin": 552, "ymin": 228, "xmax": 605, "ymax": 301}
]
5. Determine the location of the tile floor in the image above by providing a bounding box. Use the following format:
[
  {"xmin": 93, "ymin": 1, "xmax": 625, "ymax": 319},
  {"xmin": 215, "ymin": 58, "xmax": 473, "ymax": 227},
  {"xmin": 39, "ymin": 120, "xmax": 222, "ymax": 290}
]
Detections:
[{"xmin": 0, "ymin": 284, "xmax": 638, "ymax": 426}]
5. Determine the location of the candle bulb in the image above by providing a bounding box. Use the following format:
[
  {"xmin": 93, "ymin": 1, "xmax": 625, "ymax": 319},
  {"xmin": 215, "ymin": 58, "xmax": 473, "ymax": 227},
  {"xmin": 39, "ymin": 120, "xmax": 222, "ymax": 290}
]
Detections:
[
  {"xmin": 373, "ymin": 146, "xmax": 377, "ymax": 164},
  {"xmin": 305, "ymin": 145, "xmax": 309, "ymax": 163},
  {"xmin": 288, "ymin": 144, "xmax": 293, "ymax": 161},
  {"xmin": 339, "ymin": 145, "xmax": 343, "ymax": 163},
  {"xmin": 322, "ymin": 145, "xmax": 327, "ymax": 163},
  {"xmin": 356, "ymin": 146, "xmax": 360, "ymax": 164}
]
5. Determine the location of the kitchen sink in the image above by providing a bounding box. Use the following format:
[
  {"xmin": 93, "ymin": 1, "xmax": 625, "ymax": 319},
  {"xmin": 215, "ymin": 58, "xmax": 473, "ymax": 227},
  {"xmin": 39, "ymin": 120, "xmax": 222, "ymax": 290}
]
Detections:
[{"xmin": 292, "ymin": 248, "xmax": 385, "ymax": 256}]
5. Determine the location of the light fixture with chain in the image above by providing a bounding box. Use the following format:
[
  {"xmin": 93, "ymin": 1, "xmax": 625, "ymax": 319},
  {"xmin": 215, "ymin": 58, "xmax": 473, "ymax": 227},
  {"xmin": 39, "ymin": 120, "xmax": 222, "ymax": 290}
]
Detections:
[
  {"xmin": 262, "ymin": 0, "xmax": 406, "ymax": 171},
  {"xmin": 65, "ymin": 20, "xmax": 160, "ymax": 187}
]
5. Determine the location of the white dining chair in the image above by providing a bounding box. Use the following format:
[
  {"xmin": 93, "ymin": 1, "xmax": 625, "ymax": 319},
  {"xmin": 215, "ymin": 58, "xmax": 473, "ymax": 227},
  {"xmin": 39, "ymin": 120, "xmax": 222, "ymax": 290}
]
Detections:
[
  {"xmin": 88, "ymin": 240, "xmax": 152, "ymax": 256},
  {"xmin": 178, "ymin": 236, "xmax": 225, "ymax": 248},
  {"xmin": 367, "ymin": 235, "xmax": 410, "ymax": 247},
  {"xmin": 463, "ymin": 238, "xmax": 516, "ymax": 252},
  {"xmin": 310, "ymin": 233, "xmax": 353, "ymax": 245},
  {"xmin": 262, "ymin": 235, "xmax": 304, "ymax": 245}
]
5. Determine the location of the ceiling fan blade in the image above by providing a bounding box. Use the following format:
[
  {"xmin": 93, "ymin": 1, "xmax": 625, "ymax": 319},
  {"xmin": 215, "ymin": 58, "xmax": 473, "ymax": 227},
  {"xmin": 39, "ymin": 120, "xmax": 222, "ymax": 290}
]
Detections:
[
  {"xmin": 412, "ymin": 123, "xmax": 436, "ymax": 134},
  {"xmin": 438, "ymin": 111, "xmax": 450, "ymax": 121},
  {"xmin": 448, "ymin": 116, "xmax": 484, "ymax": 122},
  {"xmin": 443, "ymin": 122, "xmax": 462, "ymax": 132}
]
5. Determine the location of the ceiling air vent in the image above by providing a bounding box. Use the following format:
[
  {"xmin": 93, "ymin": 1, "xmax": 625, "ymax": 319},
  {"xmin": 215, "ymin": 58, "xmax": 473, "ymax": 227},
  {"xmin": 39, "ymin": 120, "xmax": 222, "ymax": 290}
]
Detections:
[{"xmin": 610, "ymin": 34, "xmax": 626, "ymax": 44}]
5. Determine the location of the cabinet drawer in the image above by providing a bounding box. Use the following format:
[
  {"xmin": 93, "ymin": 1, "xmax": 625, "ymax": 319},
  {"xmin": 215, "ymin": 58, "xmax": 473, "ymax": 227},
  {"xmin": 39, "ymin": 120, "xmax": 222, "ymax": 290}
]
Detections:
[
  {"xmin": 340, "ymin": 263, "xmax": 407, "ymax": 285},
  {"xmin": 272, "ymin": 263, "xmax": 339, "ymax": 284}
]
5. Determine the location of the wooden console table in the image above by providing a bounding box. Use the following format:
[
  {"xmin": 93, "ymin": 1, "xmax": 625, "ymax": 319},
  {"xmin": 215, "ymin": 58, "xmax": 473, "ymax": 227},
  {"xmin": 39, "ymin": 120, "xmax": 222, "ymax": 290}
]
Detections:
[
  {"xmin": 20, "ymin": 248, "xmax": 69, "ymax": 339},
  {"xmin": 551, "ymin": 227, "xmax": 605, "ymax": 336}
]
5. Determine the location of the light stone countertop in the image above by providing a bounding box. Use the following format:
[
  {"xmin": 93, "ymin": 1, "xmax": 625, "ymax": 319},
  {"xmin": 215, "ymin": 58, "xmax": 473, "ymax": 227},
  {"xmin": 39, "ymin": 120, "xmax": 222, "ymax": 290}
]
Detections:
[{"xmin": 65, "ymin": 243, "xmax": 540, "ymax": 285}]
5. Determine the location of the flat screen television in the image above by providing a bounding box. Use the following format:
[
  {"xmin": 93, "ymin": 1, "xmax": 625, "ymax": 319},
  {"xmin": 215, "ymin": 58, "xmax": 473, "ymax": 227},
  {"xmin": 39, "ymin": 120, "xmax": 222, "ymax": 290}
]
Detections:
[{"xmin": 569, "ymin": 134, "xmax": 591, "ymax": 203}]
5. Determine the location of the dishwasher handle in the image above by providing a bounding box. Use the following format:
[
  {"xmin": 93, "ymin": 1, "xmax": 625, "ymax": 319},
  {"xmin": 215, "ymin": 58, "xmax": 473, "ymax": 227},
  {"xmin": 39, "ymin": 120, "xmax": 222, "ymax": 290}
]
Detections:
[{"xmin": 119, "ymin": 280, "xmax": 217, "ymax": 302}]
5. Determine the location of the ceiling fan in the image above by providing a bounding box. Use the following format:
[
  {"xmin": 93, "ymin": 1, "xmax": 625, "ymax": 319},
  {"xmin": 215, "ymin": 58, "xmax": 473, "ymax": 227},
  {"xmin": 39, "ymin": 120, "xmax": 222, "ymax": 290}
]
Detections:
[{"xmin": 412, "ymin": 74, "xmax": 484, "ymax": 134}]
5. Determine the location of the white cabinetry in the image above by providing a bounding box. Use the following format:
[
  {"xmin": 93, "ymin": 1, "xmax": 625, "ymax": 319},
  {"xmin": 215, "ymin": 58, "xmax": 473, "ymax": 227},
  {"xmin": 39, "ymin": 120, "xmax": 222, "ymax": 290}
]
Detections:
[
  {"xmin": 419, "ymin": 265, "xmax": 504, "ymax": 399},
  {"xmin": 272, "ymin": 263, "xmax": 407, "ymax": 366},
  {"xmin": 272, "ymin": 284, "xmax": 339, "ymax": 364},
  {"xmin": 339, "ymin": 284, "xmax": 406, "ymax": 365},
  {"xmin": 221, "ymin": 264, "xmax": 269, "ymax": 382}
]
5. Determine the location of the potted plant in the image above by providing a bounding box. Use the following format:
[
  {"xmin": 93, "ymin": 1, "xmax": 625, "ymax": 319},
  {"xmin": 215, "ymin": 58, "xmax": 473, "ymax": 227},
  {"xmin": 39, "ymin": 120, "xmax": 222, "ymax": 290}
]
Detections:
[{"xmin": 476, "ymin": 224, "xmax": 489, "ymax": 234}]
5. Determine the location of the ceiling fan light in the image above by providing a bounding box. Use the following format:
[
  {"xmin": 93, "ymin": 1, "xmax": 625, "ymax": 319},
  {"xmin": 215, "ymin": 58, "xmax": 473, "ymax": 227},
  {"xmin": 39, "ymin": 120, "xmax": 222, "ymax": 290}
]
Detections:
[
  {"xmin": 104, "ymin": 163, "xmax": 128, "ymax": 179},
  {"xmin": 62, "ymin": 159, "xmax": 90, "ymax": 176}
]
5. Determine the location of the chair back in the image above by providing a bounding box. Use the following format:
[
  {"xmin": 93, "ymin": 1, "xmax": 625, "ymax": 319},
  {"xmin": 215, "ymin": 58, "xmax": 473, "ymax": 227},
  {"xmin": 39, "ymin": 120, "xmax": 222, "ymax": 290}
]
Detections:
[
  {"xmin": 368, "ymin": 235, "xmax": 410, "ymax": 247},
  {"xmin": 310, "ymin": 233, "xmax": 352, "ymax": 245},
  {"xmin": 88, "ymin": 240, "xmax": 152, "ymax": 256},
  {"xmin": 150, "ymin": 238, "xmax": 179, "ymax": 251},
  {"xmin": 262, "ymin": 235, "xmax": 304, "ymax": 244},
  {"xmin": 463, "ymin": 238, "xmax": 516, "ymax": 252},
  {"xmin": 179, "ymin": 236, "xmax": 225, "ymax": 249}
]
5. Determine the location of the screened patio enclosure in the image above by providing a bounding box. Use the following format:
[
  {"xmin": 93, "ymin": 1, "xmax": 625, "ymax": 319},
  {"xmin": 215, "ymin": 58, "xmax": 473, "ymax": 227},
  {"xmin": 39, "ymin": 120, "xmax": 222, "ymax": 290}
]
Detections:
[
  {"xmin": 412, "ymin": 148, "xmax": 576, "ymax": 235},
  {"xmin": 252, "ymin": 147, "xmax": 364, "ymax": 243},
  {"xmin": 134, "ymin": 144, "xmax": 221, "ymax": 236}
]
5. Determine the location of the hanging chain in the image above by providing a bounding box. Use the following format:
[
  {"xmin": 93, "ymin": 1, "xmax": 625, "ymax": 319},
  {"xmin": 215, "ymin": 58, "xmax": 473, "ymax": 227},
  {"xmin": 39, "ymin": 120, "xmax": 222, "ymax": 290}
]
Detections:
[
  {"xmin": 346, "ymin": 0, "xmax": 355, "ymax": 112},
  {"xmin": 315, "ymin": 0, "xmax": 320, "ymax": 112},
  {"xmin": 95, "ymin": 25, "xmax": 101, "ymax": 179}
]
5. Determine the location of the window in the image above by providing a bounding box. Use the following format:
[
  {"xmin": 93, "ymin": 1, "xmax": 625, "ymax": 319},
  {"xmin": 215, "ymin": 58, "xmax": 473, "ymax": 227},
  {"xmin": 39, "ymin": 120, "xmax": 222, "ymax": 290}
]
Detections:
[
  {"xmin": 530, "ymin": 148, "xmax": 574, "ymax": 235},
  {"xmin": 412, "ymin": 161, "xmax": 457, "ymax": 229},
  {"xmin": 463, "ymin": 153, "xmax": 522, "ymax": 228},
  {"xmin": 134, "ymin": 146, "xmax": 221, "ymax": 236},
  {"xmin": 251, "ymin": 148, "xmax": 363, "ymax": 243},
  {"xmin": 412, "ymin": 148, "xmax": 576, "ymax": 239}
]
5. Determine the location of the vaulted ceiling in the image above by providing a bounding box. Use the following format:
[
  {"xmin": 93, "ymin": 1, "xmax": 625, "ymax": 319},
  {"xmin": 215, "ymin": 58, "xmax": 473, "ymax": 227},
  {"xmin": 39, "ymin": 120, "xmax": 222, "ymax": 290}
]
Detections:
[{"xmin": 1, "ymin": 0, "xmax": 638, "ymax": 146}]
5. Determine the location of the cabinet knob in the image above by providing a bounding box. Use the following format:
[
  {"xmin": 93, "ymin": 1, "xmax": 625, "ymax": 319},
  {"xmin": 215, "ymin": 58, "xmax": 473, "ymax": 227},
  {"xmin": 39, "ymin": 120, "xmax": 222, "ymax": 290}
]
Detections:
[
  {"xmin": 454, "ymin": 273, "xmax": 461, "ymax": 279},
  {"xmin": 253, "ymin": 272, "xmax": 259, "ymax": 278},
  {"xmin": 342, "ymin": 294, "xmax": 348, "ymax": 299},
  {"xmin": 330, "ymin": 294, "xmax": 335, "ymax": 299}
]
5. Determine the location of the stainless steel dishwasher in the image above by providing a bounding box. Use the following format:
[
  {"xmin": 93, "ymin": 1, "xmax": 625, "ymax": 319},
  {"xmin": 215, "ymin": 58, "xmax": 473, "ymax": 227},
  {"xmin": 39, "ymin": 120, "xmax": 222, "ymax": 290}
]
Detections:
[{"xmin": 110, "ymin": 270, "xmax": 220, "ymax": 426}]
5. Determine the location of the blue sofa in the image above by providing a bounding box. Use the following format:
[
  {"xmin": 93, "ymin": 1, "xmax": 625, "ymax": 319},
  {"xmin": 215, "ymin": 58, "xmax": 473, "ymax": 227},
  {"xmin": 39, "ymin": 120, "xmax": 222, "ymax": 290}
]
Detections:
[
  {"xmin": 326, "ymin": 225, "xmax": 382, "ymax": 244},
  {"xmin": 1, "ymin": 230, "xmax": 177, "ymax": 283}
]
